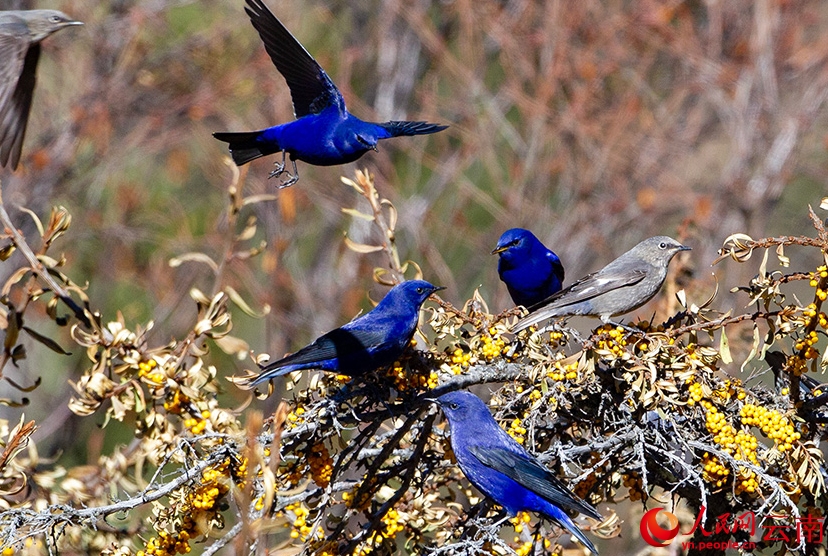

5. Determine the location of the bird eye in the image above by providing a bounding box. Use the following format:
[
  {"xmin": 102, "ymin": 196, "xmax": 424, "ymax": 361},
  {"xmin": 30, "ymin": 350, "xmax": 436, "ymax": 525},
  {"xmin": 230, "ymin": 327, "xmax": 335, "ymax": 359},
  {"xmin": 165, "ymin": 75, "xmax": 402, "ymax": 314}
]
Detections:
[
  {"xmin": 50, "ymin": 15, "xmax": 61, "ymax": 23},
  {"xmin": 659, "ymin": 242, "xmax": 668, "ymax": 249},
  {"xmin": 449, "ymin": 402, "xmax": 459, "ymax": 410},
  {"xmin": 416, "ymin": 287, "xmax": 425, "ymax": 294}
]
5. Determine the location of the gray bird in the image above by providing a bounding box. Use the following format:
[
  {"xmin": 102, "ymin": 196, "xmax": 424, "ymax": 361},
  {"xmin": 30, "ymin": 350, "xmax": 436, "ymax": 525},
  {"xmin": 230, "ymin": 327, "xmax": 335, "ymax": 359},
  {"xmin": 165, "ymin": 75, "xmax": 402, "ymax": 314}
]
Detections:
[
  {"xmin": 512, "ymin": 236, "xmax": 690, "ymax": 333},
  {"xmin": 0, "ymin": 9, "xmax": 82, "ymax": 170}
]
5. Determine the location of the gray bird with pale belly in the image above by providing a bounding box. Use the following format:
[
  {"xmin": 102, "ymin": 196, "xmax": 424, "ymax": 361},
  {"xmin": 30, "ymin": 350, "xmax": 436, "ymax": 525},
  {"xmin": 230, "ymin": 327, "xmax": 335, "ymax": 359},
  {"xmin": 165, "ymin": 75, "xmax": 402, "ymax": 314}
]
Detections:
[{"xmin": 512, "ymin": 236, "xmax": 690, "ymax": 333}]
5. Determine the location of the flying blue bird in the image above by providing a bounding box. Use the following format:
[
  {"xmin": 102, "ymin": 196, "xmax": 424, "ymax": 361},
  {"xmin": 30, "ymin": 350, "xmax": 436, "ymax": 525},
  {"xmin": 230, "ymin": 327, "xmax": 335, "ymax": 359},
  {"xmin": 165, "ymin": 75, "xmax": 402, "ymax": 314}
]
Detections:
[
  {"xmin": 238, "ymin": 280, "xmax": 444, "ymax": 387},
  {"xmin": 214, "ymin": 0, "xmax": 447, "ymax": 188},
  {"xmin": 492, "ymin": 228, "xmax": 564, "ymax": 308},
  {"xmin": 434, "ymin": 391, "xmax": 601, "ymax": 554}
]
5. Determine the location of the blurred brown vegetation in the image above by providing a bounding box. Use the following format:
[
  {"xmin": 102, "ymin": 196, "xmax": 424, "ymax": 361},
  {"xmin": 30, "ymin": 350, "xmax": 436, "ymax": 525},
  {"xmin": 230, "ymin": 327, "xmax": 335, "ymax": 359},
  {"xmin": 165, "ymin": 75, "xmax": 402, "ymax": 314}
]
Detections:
[{"xmin": 1, "ymin": 0, "xmax": 828, "ymax": 554}]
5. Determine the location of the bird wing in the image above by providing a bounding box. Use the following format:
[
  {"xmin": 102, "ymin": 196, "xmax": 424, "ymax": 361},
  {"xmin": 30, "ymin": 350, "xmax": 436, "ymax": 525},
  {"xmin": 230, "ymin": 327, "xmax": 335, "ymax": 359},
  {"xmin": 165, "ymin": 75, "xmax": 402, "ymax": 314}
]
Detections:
[
  {"xmin": 0, "ymin": 41, "xmax": 38, "ymax": 169},
  {"xmin": 546, "ymin": 250, "xmax": 565, "ymax": 284},
  {"xmin": 244, "ymin": 0, "xmax": 344, "ymax": 118},
  {"xmin": 261, "ymin": 325, "xmax": 388, "ymax": 371},
  {"xmin": 0, "ymin": 21, "xmax": 29, "ymax": 115},
  {"xmin": 469, "ymin": 445, "xmax": 601, "ymax": 519},
  {"xmin": 527, "ymin": 267, "xmax": 648, "ymax": 313}
]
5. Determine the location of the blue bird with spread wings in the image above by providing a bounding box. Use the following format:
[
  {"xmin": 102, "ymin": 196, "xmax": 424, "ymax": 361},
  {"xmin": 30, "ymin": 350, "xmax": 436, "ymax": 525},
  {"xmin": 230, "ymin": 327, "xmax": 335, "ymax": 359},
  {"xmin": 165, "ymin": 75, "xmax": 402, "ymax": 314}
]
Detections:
[{"xmin": 214, "ymin": 0, "xmax": 447, "ymax": 188}]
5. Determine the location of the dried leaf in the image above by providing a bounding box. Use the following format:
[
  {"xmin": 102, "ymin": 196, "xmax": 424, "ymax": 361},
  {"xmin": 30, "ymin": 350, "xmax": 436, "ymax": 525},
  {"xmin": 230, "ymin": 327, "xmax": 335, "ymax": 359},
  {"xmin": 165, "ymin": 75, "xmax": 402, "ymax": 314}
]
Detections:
[
  {"xmin": 344, "ymin": 236, "xmax": 383, "ymax": 254},
  {"xmin": 18, "ymin": 207, "xmax": 44, "ymax": 237},
  {"xmin": 169, "ymin": 252, "xmax": 219, "ymax": 273},
  {"xmin": 741, "ymin": 325, "xmax": 760, "ymax": 373},
  {"xmin": 241, "ymin": 194, "xmax": 279, "ymax": 206},
  {"xmin": 399, "ymin": 260, "xmax": 424, "ymax": 280},
  {"xmin": 22, "ymin": 326, "xmax": 71, "ymax": 355},
  {"xmin": 775, "ymin": 244, "xmax": 790, "ymax": 267},
  {"xmin": 758, "ymin": 247, "xmax": 769, "ymax": 278},
  {"xmin": 214, "ymin": 334, "xmax": 250, "ymax": 358},
  {"xmin": 4, "ymin": 310, "xmax": 19, "ymax": 351},
  {"xmin": 237, "ymin": 218, "xmax": 258, "ymax": 241},
  {"xmin": 340, "ymin": 175, "xmax": 363, "ymax": 194},
  {"xmin": 226, "ymin": 286, "xmax": 270, "ymax": 318},
  {"xmin": 381, "ymin": 199, "xmax": 398, "ymax": 231},
  {"xmin": 0, "ymin": 243, "xmax": 15, "ymax": 261},
  {"xmin": 2, "ymin": 267, "xmax": 30, "ymax": 296},
  {"xmin": 341, "ymin": 208, "xmax": 375, "ymax": 222},
  {"xmin": 719, "ymin": 328, "xmax": 732, "ymax": 365},
  {"xmin": 0, "ymin": 417, "xmax": 37, "ymax": 470}
]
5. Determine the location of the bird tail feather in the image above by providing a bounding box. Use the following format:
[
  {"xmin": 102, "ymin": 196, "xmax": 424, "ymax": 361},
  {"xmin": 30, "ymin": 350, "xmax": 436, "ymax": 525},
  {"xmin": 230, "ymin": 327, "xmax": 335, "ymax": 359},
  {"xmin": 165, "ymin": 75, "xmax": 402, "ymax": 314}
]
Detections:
[
  {"xmin": 379, "ymin": 120, "xmax": 448, "ymax": 137},
  {"xmin": 230, "ymin": 361, "xmax": 293, "ymax": 390},
  {"xmin": 511, "ymin": 308, "xmax": 561, "ymax": 333},
  {"xmin": 545, "ymin": 508, "xmax": 598, "ymax": 555},
  {"xmin": 213, "ymin": 131, "xmax": 275, "ymax": 166}
]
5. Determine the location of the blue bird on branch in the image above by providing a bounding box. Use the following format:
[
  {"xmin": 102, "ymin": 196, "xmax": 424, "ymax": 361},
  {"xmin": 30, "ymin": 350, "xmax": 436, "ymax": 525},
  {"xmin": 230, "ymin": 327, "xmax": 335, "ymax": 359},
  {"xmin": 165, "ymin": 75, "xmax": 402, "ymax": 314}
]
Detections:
[
  {"xmin": 237, "ymin": 280, "xmax": 444, "ymax": 387},
  {"xmin": 433, "ymin": 390, "xmax": 601, "ymax": 554},
  {"xmin": 492, "ymin": 228, "xmax": 565, "ymax": 308}
]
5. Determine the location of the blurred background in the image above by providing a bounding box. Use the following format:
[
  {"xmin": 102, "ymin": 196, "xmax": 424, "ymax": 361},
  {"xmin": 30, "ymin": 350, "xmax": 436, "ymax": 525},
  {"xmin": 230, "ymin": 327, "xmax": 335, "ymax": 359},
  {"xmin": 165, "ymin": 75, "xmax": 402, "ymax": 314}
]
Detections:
[{"xmin": 1, "ymin": 0, "xmax": 827, "ymax": 547}]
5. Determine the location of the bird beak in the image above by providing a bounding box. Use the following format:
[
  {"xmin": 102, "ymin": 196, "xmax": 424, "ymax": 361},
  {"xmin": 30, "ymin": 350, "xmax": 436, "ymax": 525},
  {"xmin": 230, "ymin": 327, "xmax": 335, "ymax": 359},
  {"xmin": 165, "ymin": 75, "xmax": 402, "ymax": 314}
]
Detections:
[
  {"xmin": 421, "ymin": 397, "xmax": 440, "ymax": 408},
  {"xmin": 433, "ymin": 286, "xmax": 447, "ymax": 293},
  {"xmin": 491, "ymin": 245, "xmax": 508, "ymax": 255},
  {"xmin": 679, "ymin": 245, "xmax": 692, "ymax": 251},
  {"xmin": 65, "ymin": 20, "xmax": 84, "ymax": 26}
]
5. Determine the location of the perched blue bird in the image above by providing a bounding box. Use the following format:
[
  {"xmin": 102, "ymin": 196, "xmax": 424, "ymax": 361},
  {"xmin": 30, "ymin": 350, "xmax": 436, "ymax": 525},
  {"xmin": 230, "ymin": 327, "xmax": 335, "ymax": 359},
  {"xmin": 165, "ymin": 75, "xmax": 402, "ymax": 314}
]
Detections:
[
  {"xmin": 238, "ymin": 280, "xmax": 444, "ymax": 387},
  {"xmin": 492, "ymin": 228, "xmax": 565, "ymax": 308},
  {"xmin": 214, "ymin": 0, "xmax": 447, "ymax": 188},
  {"xmin": 434, "ymin": 391, "xmax": 600, "ymax": 554}
]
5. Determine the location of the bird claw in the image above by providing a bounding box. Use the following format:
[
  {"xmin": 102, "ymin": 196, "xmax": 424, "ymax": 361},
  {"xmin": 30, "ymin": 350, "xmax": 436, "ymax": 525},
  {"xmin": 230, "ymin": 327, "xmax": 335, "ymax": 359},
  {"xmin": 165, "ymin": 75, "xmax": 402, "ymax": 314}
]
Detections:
[
  {"xmin": 269, "ymin": 155, "xmax": 299, "ymax": 188},
  {"xmin": 268, "ymin": 162, "xmax": 286, "ymax": 179},
  {"xmin": 276, "ymin": 174, "xmax": 298, "ymax": 189}
]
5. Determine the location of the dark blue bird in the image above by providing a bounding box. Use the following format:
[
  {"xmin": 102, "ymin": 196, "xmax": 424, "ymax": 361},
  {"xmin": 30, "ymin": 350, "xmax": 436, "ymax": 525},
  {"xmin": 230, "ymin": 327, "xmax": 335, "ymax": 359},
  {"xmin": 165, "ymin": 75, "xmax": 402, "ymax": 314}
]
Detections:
[
  {"xmin": 214, "ymin": 0, "xmax": 447, "ymax": 188},
  {"xmin": 238, "ymin": 280, "xmax": 444, "ymax": 387},
  {"xmin": 492, "ymin": 228, "xmax": 565, "ymax": 308},
  {"xmin": 434, "ymin": 391, "xmax": 600, "ymax": 554}
]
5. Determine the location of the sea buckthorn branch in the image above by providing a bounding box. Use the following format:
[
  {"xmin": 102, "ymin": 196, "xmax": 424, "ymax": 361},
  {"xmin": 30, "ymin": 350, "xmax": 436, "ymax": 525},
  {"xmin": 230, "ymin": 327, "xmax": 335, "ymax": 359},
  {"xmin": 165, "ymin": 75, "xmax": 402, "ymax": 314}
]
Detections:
[
  {"xmin": 0, "ymin": 196, "xmax": 92, "ymax": 404},
  {"xmin": 341, "ymin": 169, "xmax": 408, "ymax": 285},
  {"xmin": 344, "ymin": 413, "xmax": 438, "ymax": 555},
  {"xmin": 201, "ymin": 521, "xmax": 243, "ymax": 556},
  {"xmin": 6, "ymin": 193, "xmax": 828, "ymax": 554},
  {"xmin": 0, "ymin": 441, "xmax": 234, "ymax": 549},
  {"xmin": 327, "ymin": 411, "xmax": 427, "ymax": 545},
  {"xmin": 327, "ymin": 419, "xmax": 385, "ymax": 479},
  {"xmin": 665, "ymin": 310, "xmax": 782, "ymax": 338},
  {"xmin": 0, "ymin": 183, "xmax": 91, "ymax": 330},
  {"xmin": 686, "ymin": 438, "xmax": 803, "ymax": 539}
]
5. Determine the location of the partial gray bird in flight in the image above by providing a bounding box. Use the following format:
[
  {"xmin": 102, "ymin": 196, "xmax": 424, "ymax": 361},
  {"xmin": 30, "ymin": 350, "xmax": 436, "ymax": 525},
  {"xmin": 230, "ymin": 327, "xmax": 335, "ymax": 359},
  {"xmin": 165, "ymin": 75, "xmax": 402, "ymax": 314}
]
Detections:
[{"xmin": 0, "ymin": 9, "xmax": 82, "ymax": 169}]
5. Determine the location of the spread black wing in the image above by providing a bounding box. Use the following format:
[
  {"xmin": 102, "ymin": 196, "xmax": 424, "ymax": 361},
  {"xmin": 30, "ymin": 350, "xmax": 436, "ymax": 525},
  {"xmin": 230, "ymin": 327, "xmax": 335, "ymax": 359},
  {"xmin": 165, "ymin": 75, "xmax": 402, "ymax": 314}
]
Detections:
[{"xmin": 244, "ymin": 0, "xmax": 343, "ymax": 118}]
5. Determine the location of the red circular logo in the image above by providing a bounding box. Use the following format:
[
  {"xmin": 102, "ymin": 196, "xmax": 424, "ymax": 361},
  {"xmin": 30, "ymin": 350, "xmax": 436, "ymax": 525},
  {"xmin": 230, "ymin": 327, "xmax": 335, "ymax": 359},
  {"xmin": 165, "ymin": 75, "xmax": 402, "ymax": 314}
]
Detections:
[{"xmin": 640, "ymin": 508, "xmax": 680, "ymax": 547}]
